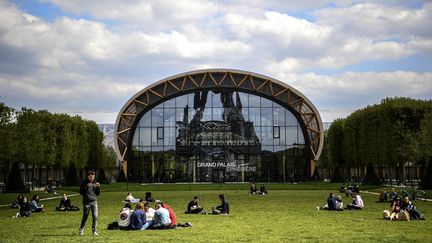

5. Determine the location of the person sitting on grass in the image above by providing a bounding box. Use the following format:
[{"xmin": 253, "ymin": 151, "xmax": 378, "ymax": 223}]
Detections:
[
  {"xmin": 56, "ymin": 193, "xmax": 79, "ymax": 211},
  {"xmin": 318, "ymin": 193, "xmax": 343, "ymax": 211},
  {"xmin": 144, "ymin": 202, "xmax": 155, "ymax": 221},
  {"xmin": 259, "ymin": 184, "xmax": 268, "ymax": 195},
  {"xmin": 152, "ymin": 201, "xmax": 172, "ymax": 229},
  {"xmin": 249, "ymin": 183, "xmax": 257, "ymax": 195},
  {"xmin": 30, "ymin": 195, "xmax": 44, "ymax": 212},
  {"xmin": 11, "ymin": 194, "xmax": 24, "ymax": 209},
  {"xmin": 346, "ymin": 192, "xmax": 363, "ymax": 210},
  {"xmin": 145, "ymin": 192, "xmax": 155, "ymax": 202},
  {"xmin": 44, "ymin": 178, "xmax": 57, "ymax": 194},
  {"xmin": 212, "ymin": 194, "xmax": 230, "ymax": 215},
  {"xmin": 125, "ymin": 192, "xmax": 139, "ymax": 203},
  {"xmin": 107, "ymin": 203, "xmax": 133, "ymax": 230},
  {"xmin": 401, "ymin": 195, "xmax": 425, "ymax": 220},
  {"xmin": 186, "ymin": 195, "xmax": 205, "ymax": 214},
  {"xmin": 389, "ymin": 195, "xmax": 401, "ymax": 220},
  {"xmin": 389, "ymin": 188, "xmax": 397, "ymax": 201},
  {"xmin": 13, "ymin": 196, "xmax": 32, "ymax": 218},
  {"xmin": 378, "ymin": 190, "xmax": 388, "ymax": 202},
  {"xmin": 159, "ymin": 200, "xmax": 177, "ymax": 228},
  {"xmin": 118, "ymin": 203, "xmax": 133, "ymax": 229},
  {"xmin": 336, "ymin": 196, "xmax": 344, "ymax": 210},
  {"xmin": 129, "ymin": 203, "xmax": 147, "ymax": 230}
]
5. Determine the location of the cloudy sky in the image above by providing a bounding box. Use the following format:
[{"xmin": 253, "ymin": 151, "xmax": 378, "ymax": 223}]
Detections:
[{"xmin": 0, "ymin": 0, "xmax": 431, "ymax": 124}]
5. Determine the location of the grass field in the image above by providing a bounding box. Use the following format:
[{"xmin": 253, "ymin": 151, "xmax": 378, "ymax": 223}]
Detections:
[{"xmin": 0, "ymin": 183, "xmax": 431, "ymax": 242}]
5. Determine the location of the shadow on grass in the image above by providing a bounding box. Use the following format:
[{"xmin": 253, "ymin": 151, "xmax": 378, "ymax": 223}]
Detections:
[{"xmin": 36, "ymin": 233, "xmax": 76, "ymax": 237}]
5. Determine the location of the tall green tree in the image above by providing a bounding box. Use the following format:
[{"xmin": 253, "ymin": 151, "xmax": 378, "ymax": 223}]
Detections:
[
  {"xmin": 55, "ymin": 114, "xmax": 74, "ymax": 169},
  {"xmin": 86, "ymin": 121, "xmax": 104, "ymax": 170},
  {"xmin": 0, "ymin": 103, "xmax": 17, "ymax": 183},
  {"xmin": 71, "ymin": 116, "xmax": 89, "ymax": 168},
  {"xmin": 327, "ymin": 118, "xmax": 345, "ymax": 182},
  {"xmin": 420, "ymin": 112, "xmax": 432, "ymax": 189},
  {"xmin": 16, "ymin": 108, "xmax": 46, "ymax": 182}
]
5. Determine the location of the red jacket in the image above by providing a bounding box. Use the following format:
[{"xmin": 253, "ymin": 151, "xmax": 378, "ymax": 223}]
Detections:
[{"xmin": 162, "ymin": 203, "xmax": 177, "ymax": 226}]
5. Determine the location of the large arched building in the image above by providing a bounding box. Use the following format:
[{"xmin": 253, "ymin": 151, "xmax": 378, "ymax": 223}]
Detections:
[{"xmin": 114, "ymin": 69, "xmax": 323, "ymax": 183}]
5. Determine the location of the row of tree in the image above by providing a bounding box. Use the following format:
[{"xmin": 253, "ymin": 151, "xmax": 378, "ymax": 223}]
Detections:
[
  {"xmin": 0, "ymin": 102, "xmax": 117, "ymax": 192},
  {"xmin": 318, "ymin": 97, "xmax": 432, "ymax": 188}
]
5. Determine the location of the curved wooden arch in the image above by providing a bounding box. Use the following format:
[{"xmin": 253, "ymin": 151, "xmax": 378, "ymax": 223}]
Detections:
[{"xmin": 114, "ymin": 69, "xmax": 324, "ymax": 164}]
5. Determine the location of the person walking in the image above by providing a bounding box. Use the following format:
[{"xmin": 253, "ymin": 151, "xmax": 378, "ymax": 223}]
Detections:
[{"xmin": 79, "ymin": 171, "xmax": 100, "ymax": 236}]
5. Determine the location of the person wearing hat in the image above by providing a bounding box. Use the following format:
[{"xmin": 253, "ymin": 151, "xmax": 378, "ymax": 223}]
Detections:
[{"xmin": 79, "ymin": 170, "xmax": 101, "ymax": 236}]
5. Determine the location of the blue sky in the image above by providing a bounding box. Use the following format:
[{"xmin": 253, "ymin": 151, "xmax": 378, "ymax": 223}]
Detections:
[{"xmin": 0, "ymin": 0, "xmax": 431, "ymax": 123}]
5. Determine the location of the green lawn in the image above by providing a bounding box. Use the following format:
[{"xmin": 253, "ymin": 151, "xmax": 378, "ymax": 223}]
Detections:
[{"xmin": 0, "ymin": 183, "xmax": 431, "ymax": 242}]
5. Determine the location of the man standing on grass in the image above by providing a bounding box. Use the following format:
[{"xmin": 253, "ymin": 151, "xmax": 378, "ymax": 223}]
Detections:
[{"xmin": 79, "ymin": 170, "xmax": 100, "ymax": 236}]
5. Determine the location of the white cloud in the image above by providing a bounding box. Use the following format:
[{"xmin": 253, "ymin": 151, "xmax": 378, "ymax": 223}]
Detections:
[
  {"xmin": 279, "ymin": 71, "xmax": 432, "ymax": 110},
  {"xmin": 0, "ymin": 0, "xmax": 431, "ymax": 124},
  {"xmin": 44, "ymin": 0, "xmax": 219, "ymax": 31},
  {"xmin": 314, "ymin": 2, "xmax": 432, "ymax": 39}
]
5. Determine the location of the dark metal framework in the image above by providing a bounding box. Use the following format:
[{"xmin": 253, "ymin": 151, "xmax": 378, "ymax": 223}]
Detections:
[{"xmin": 114, "ymin": 69, "xmax": 324, "ymax": 166}]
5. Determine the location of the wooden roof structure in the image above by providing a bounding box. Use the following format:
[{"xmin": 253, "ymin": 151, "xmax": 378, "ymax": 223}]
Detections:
[{"xmin": 114, "ymin": 69, "xmax": 324, "ymax": 163}]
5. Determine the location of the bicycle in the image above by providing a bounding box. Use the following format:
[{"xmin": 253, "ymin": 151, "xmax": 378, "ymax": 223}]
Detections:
[{"xmin": 399, "ymin": 186, "xmax": 426, "ymax": 201}]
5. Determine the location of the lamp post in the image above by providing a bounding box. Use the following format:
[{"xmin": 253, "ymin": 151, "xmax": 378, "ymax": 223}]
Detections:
[
  {"xmin": 373, "ymin": 117, "xmax": 381, "ymax": 184},
  {"xmin": 293, "ymin": 143, "xmax": 305, "ymax": 182}
]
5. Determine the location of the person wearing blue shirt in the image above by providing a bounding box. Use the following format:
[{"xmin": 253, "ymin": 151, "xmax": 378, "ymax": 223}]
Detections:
[
  {"xmin": 129, "ymin": 203, "xmax": 147, "ymax": 230},
  {"xmin": 30, "ymin": 195, "xmax": 44, "ymax": 212},
  {"xmin": 152, "ymin": 201, "xmax": 172, "ymax": 229},
  {"xmin": 212, "ymin": 194, "xmax": 230, "ymax": 214}
]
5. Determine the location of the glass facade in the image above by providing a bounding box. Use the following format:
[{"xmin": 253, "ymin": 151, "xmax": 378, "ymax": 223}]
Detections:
[{"xmin": 129, "ymin": 90, "xmax": 309, "ymax": 183}]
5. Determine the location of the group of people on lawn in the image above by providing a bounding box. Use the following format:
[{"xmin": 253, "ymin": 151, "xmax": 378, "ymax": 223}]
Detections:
[
  {"xmin": 319, "ymin": 191, "xmax": 364, "ymax": 211},
  {"xmin": 109, "ymin": 193, "xmax": 229, "ymax": 230},
  {"xmin": 381, "ymin": 188, "xmax": 425, "ymax": 221},
  {"xmin": 11, "ymin": 194, "xmax": 45, "ymax": 217},
  {"xmin": 319, "ymin": 187, "xmax": 426, "ymax": 221},
  {"xmin": 11, "ymin": 193, "xmax": 79, "ymax": 217},
  {"xmin": 249, "ymin": 183, "xmax": 268, "ymax": 195},
  {"xmin": 10, "ymin": 177, "xmax": 426, "ymax": 238}
]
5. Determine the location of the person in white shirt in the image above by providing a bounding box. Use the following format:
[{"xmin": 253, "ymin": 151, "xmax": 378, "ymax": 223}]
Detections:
[
  {"xmin": 125, "ymin": 192, "xmax": 138, "ymax": 203},
  {"xmin": 143, "ymin": 202, "xmax": 155, "ymax": 221},
  {"xmin": 118, "ymin": 203, "xmax": 133, "ymax": 229},
  {"xmin": 336, "ymin": 195, "xmax": 344, "ymax": 210},
  {"xmin": 347, "ymin": 192, "xmax": 364, "ymax": 210}
]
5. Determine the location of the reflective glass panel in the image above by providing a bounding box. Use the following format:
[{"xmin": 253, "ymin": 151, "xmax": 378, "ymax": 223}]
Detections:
[
  {"xmin": 164, "ymin": 109, "xmax": 176, "ymax": 127},
  {"xmin": 152, "ymin": 108, "xmax": 163, "ymax": 126},
  {"xmin": 176, "ymin": 95, "xmax": 188, "ymax": 107},
  {"xmin": 129, "ymin": 90, "xmax": 308, "ymax": 183}
]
